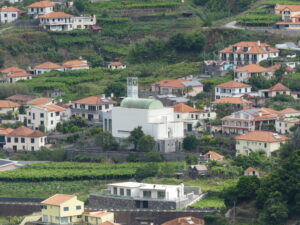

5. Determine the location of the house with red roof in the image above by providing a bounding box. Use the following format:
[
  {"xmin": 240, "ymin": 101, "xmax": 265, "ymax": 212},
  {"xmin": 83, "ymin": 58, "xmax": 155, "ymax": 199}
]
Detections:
[
  {"xmin": 152, "ymin": 79, "xmax": 203, "ymax": 97},
  {"xmin": 244, "ymin": 167, "xmax": 260, "ymax": 177},
  {"xmin": 275, "ymin": 5, "xmax": 300, "ymax": 29},
  {"xmin": 201, "ymin": 151, "xmax": 224, "ymax": 161},
  {"xmin": 259, "ymin": 83, "xmax": 291, "ymax": 98},
  {"xmin": 33, "ymin": 61, "xmax": 63, "ymax": 75},
  {"xmin": 219, "ymin": 41, "xmax": 279, "ymax": 65},
  {"xmin": 72, "ymin": 95, "xmax": 116, "ymax": 122},
  {"xmin": 63, "ymin": 59, "xmax": 90, "ymax": 71},
  {"xmin": 4, "ymin": 126, "xmax": 47, "ymax": 151},
  {"xmin": 211, "ymin": 97, "xmax": 253, "ymax": 111},
  {"xmin": 235, "ymin": 130, "xmax": 289, "ymax": 156},
  {"xmin": 0, "ymin": 6, "xmax": 23, "ymax": 24},
  {"xmin": 24, "ymin": 104, "xmax": 70, "ymax": 132},
  {"xmin": 0, "ymin": 100, "xmax": 20, "ymax": 114},
  {"xmin": 234, "ymin": 64, "xmax": 280, "ymax": 82},
  {"xmin": 162, "ymin": 216, "xmax": 205, "ymax": 225},
  {"xmin": 221, "ymin": 108, "xmax": 278, "ymax": 134},
  {"xmin": 215, "ymin": 80, "xmax": 252, "ymax": 99},
  {"xmin": 108, "ymin": 61, "xmax": 126, "ymax": 70},
  {"xmin": 27, "ymin": 0, "xmax": 54, "ymax": 17},
  {"xmin": 173, "ymin": 103, "xmax": 216, "ymax": 132}
]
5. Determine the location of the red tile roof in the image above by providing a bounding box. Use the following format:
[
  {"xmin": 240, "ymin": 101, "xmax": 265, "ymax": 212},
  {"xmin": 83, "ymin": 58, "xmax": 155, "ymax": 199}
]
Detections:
[
  {"xmin": 278, "ymin": 107, "xmax": 300, "ymax": 115},
  {"xmin": 235, "ymin": 64, "xmax": 268, "ymax": 73},
  {"xmin": 62, "ymin": 59, "xmax": 88, "ymax": 68},
  {"xmin": 7, "ymin": 71, "xmax": 32, "ymax": 78},
  {"xmin": 27, "ymin": 98, "xmax": 53, "ymax": 106},
  {"xmin": 0, "ymin": 100, "xmax": 20, "ymax": 108},
  {"xmin": 219, "ymin": 41, "xmax": 278, "ymax": 54},
  {"xmin": 0, "ymin": 67, "xmax": 25, "ymax": 74},
  {"xmin": 41, "ymin": 194, "xmax": 76, "ymax": 206},
  {"xmin": 39, "ymin": 12, "xmax": 73, "ymax": 19},
  {"xmin": 73, "ymin": 96, "xmax": 116, "ymax": 105},
  {"xmin": 0, "ymin": 6, "xmax": 22, "ymax": 12},
  {"xmin": 268, "ymin": 83, "xmax": 290, "ymax": 92},
  {"xmin": 153, "ymin": 79, "xmax": 188, "ymax": 88},
  {"xmin": 109, "ymin": 62, "xmax": 123, "ymax": 66},
  {"xmin": 212, "ymin": 97, "xmax": 252, "ymax": 105},
  {"xmin": 34, "ymin": 104, "xmax": 66, "ymax": 112},
  {"xmin": 28, "ymin": 1, "xmax": 55, "ymax": 8},
  {"xmin": 162, "ymin": 217, "xmax": 205, "ymax": 225},
  {"xmin": 34, "ymin": 62, "xmax": 62, "ymax": 70},
  {"xmin": 203, "ymin": 151, "xmax": 224, "ymax": 160},
  {"xmin": 6, "ymin": 94, "xmax": 37, "ymax": 103},
  {"xmin": 216, "ymin": 80, "xmax": 251, "ymax": 88},
  {"xmin": 7, "ymin": 126, "xmax": 46, "ymax": 137},
  {"xmin": 235, "ymin": 131, "xmax": 289, "ymax": 142},
  {"xmin": 244, "ymin": 167, "xmax": 257, "ymax": 174},
  {"xmin": 84, "ymin": 211, "xmax": 113, "ymax": 218},
  {"xmin": 173, "ymin": 103, "xmax": 199, "ymax": 113},
  {"xmin": 0, "ymin": 128, "xmax": 14, "ymax": 135},
  {"xmin": 275, "ymin": 5, "xmax": 300, "ymax": 12}
]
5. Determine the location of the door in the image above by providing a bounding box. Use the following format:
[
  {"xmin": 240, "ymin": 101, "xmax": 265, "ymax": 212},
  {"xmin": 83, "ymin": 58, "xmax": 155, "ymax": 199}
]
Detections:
[
  {"xmin": 88, "ymin": 114, "xmax": 93, "ymax": 121},
  {"xmin": 187, "ymin": 124, "xmax": 193, "ymax": 132}
]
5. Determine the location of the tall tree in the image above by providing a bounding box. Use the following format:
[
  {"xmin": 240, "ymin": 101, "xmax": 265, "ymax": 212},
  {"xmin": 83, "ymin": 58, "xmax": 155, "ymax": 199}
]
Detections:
[{"xmin": 128, "ymin": 127, "xmax": 144, "ymax": 150}]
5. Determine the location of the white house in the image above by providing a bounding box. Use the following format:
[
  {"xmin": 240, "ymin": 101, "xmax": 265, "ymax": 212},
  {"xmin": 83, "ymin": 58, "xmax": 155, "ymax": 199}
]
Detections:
[
  {"xmin": 108, "ymin": 182, "xmax": 186, "ymax": 201},
  {"xmin": 39, "ymin": 12, "xmax": 74, "ymax": 31},
  {"xmin": 275, "ymin": 116, "xmax": 300, "ymax": 135},
  {"xmin": 0, "ymin": 100, "xmax": 20, "ymax": 114},
  {"xmin": 234, "ymin": 64, "xmax": 280, "ymax": 82},
  {"xmin": 25, "ymin": 104, "xmax": 70, "ymax": 132},
  {"xmin": 27, "ymin": 0, "xmax": 54, "ymax": 17},
  {"xmin": 172, "ymin": 103, "xmax": 216, "ymax": 132},
  {"xmin": 108, "ymin": 97, "xmax": 184, "ymax": 152},
  {"xmin": 71, "ymin": 96, "xmax": 116, "ymax": 122},
  {"xmin": 4, "ymin": 126, "xmax": 47, "ymax": 151},
  {"xmin": 219, "ymin": 41, "xmax": 279, "ymax": 65},
  {"xmin": 63, "ymin": 59, "xmax": 90, "ymax": 71},
  {"xmin": 215, "ymin": 80, "xmax": 252, "ymax": 99},
  {"xmin": 108, "ymin": 62, "xmax": 127, "ymax": 70},
  {"xmin": 0, "ymin": 6, "xmax": 22, "ymax": 24},
  {"xmin": 6, "ymin": 71, "xmax": 32, "ymax": 83},
  {"xmin": 73, "ymin": 15, "xmax": 96, "ymax": 29},
  {"xmin": 235, "ymin": 130, "xmax": 289, "ymax": 157},
  {"xmin": 259, "ymin": 83, "xmax": 291, "ymax": 98},
  {"xmin": 33, "ymin": 62, "xmax": 63, "ymax": 75},
  {"xmin": 7, "ymin": 0, "xmax": 23, "ymax": 3}
]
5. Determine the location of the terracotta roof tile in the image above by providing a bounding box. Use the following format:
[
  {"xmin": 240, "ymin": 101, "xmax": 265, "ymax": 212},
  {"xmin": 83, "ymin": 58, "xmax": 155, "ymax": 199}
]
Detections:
[
  {"xmin": 278, "ymin": 107, "xmax": 300, "ymax": 115},
  {"xmin": 235, "ymin": 64, "xmax": 267, "ymax": 73},
  {"xmin": 276, "ymin": 5, "xmax": 300, "ymax": 12},
  {"xmin": 247, "ymin": 46, "xmax": 266, "ymax": 54},
  {"xmin": 268, "ymin": 83, "xmax": 290, "ymax": 92},
  {"xmin": 0, "ymin": 67, "xmax": 25, "ymax": 74},
  {"xmin": 34, "ymin": 104, "xmax": 66, "ymax": 112},
  {"xmin": 154, "ymin": 79, "xmax": 189, "ymax": 88},
  {"xmin": 173, "ymin": 103, "xmax": 199, "ymax": 113},
  {"xmin": 212, "ymin": 97, "xmax": 252, "ymax": 105},
  {"xmin": 27, "ymin": 98, "xmax": 53, "ymax": 106},
  {"xmin": 6, "ymin": 94, "xmax": 37, "ymax": 103},
  {"xmin": 7, "ymin": 71, "xmax": 32, "ymax": 78},
  {"xmin": 244, "ymin": 167, "xmax": 257, "ymax": 174},
  {"xmin": 73, "ymin": 96, "xmax": 116, "ymax": 105},
  {"xmin": 7, "ymin": 126, "xmax": 46, "ymax": 137},
  {"xmin": 235, "ymin": 131, "xmax": 289, "ymax": 142},
  {"xmin": 84, "ymin": 211, "xmax": 113, "ymax": 218},
  {"xmin": 216, "ymin": 80, "xmax": 251, "ymax": 88},
  {"xmin": 0, "ymin": 100, "xmax": 20, "ymax": 108},
  {"xmin": 28, "ymin": 1, "xmax": 55, "ymax": 8},
  {"xmin": 109, "ymin": 62, "xmax": 123, "ymax": 66},
  {"xmin": 0, "ymin": 128, "xmax": 14, "ymax": 135},
  {"xmin": 0, "ymin": 6, "xmax": 22, "ymax": 12},
  {"xmin": 39, "ymin": 12, "xmax": 73, "ymax": 19},
  {"xmin": 219, "ymin": 41, "xmax": 278, "ymax": 54},
  {"xmin": 34, "ymin": 62, "xmax": 62, "ymax": 70},
  {"xmin": 62, "ymin": 59, "xmax": 88, "ymax": 68},
  {"xmin": 41, "ymin": 194, "xmax": 76, "ymax": 206},
  {"xmin": 203, "ymin": 151, "xmax": 224, "ymax": 160},
  {"xmin": 162, "ymin": 217, "xmax": 205, "ymax": 225}
]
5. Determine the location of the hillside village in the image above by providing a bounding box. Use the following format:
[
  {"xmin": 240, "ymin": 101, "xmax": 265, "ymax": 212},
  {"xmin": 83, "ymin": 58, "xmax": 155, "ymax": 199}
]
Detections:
[{"xmin": 0, "ymin": 0, "xmax": 299, "ymax": 225}]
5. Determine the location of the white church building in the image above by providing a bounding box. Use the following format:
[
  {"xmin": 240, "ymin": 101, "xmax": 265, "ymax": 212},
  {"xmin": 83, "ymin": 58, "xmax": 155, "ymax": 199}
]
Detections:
[{"xmin": 103, "ymin": 77, "xmax": 184, "ymax": 153}]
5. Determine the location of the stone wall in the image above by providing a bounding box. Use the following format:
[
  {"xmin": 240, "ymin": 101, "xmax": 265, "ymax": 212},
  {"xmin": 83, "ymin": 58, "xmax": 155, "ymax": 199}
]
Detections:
[{"xmin": 0, "ymin": 203, "xmax": 41, "ymax": 216}]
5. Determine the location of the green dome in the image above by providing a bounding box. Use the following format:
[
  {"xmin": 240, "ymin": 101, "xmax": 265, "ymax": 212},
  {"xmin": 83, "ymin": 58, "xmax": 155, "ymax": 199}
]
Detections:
[{"xmin": 120, "ymin": 97, "xmax": 163, "ymax": 109}]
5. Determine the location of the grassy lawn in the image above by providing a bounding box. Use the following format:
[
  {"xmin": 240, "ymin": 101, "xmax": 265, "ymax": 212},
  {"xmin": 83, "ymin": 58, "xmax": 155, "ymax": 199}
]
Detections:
[{"xmin": 190, "ymin": 194, "xmax": 225, "ymax": 209}]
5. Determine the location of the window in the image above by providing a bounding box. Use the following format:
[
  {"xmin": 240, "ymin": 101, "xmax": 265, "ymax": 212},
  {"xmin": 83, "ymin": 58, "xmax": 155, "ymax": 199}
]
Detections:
[
  {"xmin": 14, "ymin": 138, "xmax": 18, "ymax": 143},
  {"xmin": 120, "ymin": 188, "xmax": 124, "ymax": 196},
  {"xmin": 7, "ymin": 137, "xmax": 11, "ymax": 143},
  {"xmin": 12, "ymin": 14, "xmax": 16, "ymax": 17},
  {"xmin": 4, "ymin": 14, "xmax": 7, "ymax": 17},
  {"xmin": 51, "ymin": 120, "xmax": 54, "ymax": 125},
  {"xmin": 40, "ymin": 113, "xmax": 44, "ymax": 118},
  {"xmin": 63, "ymin": 207, "xmax": 69, "ymax": 211},
  {"xmin": 51, "ymin": 113, "xmax": 53, "ymax": 117},
  {"xmin": 126, "ymin": 189, "xmax": 131, "ymax": 196},
  {"xmin": 56, "ymin": 112, "xmax": 59, "ymax": 116},
  {"xmin": 105, "ymin": 104, "xmax": 109, "ymax": 109},
  {"xmin": 264, "ymin": 143, "xmax": 267, "ymax": 148},
  {"xmin": 143, "ymin": 191, "xmax": 151, "ymax": 198},
  {"xmin": 31, "ymin": 138, "xmax": 35, "ymax": 143},
  {"xmin": 157, "ymin": 191, "xmax": 165, "ymax": 199},
  {"xmin": 21, "ymin": 138, "xmax": 25, "ymax": 143},
  {"xmin": 31, "ymin": 146, "xmax": 34, "ymax": 151},
  {"xmin": 76, "ymin": 205, "xmax": 81, "ymax": 210},
  {"xmin": 113, "ymin": 187, "xmax": 117, "ymax": 195}
]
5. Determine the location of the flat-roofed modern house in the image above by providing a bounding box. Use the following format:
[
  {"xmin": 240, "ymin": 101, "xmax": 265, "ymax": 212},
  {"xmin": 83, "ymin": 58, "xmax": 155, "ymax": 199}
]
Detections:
[{"xmin": 88, "ymin": 182, "xmax": 201, "ymax": 210}]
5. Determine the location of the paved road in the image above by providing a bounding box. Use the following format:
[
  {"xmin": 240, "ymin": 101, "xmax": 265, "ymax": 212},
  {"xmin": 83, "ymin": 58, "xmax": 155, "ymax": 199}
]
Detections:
[{"xmin": 224, "ymin": 21, "xmax": 243, "ymax": 29}]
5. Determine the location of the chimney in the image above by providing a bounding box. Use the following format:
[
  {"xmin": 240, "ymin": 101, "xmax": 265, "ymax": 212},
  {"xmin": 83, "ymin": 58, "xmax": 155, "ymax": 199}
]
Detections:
[
  {"xmin": 101, "ymin": 94, "xmax": 106, "ymax": 99},
  {"xmin": 257, "ymin": 40, "xmax": 261, "ymax": 46},
  {"xmin": 111, "ymin": 93, "xmax": 114, "ymax": 98}
]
